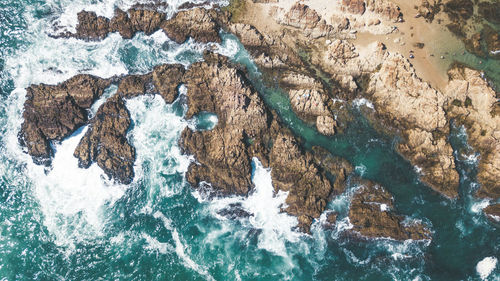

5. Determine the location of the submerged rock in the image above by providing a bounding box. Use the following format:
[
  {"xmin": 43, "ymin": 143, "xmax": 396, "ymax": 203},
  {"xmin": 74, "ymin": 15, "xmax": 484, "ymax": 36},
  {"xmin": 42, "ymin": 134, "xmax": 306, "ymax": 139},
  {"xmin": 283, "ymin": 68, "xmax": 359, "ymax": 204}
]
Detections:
[{"xmin": 348, "ymin": 180, "xmax": 431, "ymax": 240}]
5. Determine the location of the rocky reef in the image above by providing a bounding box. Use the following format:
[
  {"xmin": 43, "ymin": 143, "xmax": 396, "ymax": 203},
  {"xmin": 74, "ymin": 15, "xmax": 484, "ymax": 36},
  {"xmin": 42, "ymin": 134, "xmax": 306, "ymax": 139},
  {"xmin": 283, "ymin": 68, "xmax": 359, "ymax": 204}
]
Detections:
[
  {"xmin": 348, "ymin": 180, "xmax": 431, "ymax": 240},
  {"xmin": 19, "ymin": 75, "xmax": 110, "ymax": 165},
  {"xmin": 20, "ymin": 0, "xmax": 500, "ymax": 238}
]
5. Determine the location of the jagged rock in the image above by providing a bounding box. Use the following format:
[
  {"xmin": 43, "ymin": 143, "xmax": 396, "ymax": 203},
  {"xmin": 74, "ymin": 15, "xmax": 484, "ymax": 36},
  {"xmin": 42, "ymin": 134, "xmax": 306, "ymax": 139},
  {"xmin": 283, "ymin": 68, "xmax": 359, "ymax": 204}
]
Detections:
[
  {"xmin": 110, "ymin": 9, "xmax": 135, "ymax": 39},
  {"xmin": 366, "ymin": 0, "xmax": 402, "ymax": 22},
  {"xmin": 179, "ymin": 53, "xmax": 345, "ymax": 232},
  {"xmin": 326, "ymin": 212, "xmax": 338, "ymax": 225},
  {"xmin": 69, "ymin": 7, "xmax": 222, "ymax": 44},
  {"xmin": 312, "ymin": 146, "xmax": 353, "ymax": 195},
  {"xmin": 342, "ymin": 0, "xmax": 366, "ymax": 15},
  {"xmin": 483, "ymin": 204, "xmax": 500, "ymax": 223},
  {"xmin": 366, "ymin": 54, "xmax": 459, "ymax": 198},
  {"xmin": 152, "ymin": 64, "xmax": 185, "ymax": 103},
  {"xmin": 180, "ymin": 54, "xmax": 269, "ymax": 195},
  {"xmin": 445, "ymin": 67, "xmax": 500, "ymax": 201},
  {"xmin": 161, "ymin": 8, "xmax": 224, "ymax": 43},
  {"xmin": 74, "ymin": 95, "xmax": 135, "ymax": 184},
  {"xmin": 269, "ymin": 132, "xmax": 334, "ymax": 232},
  {"xmin": 75, "ymin": 11, "xmax": 110, "ymax": 40},
  {"xmin": 316, "ymin": 115, "xmax": 337, "ymax": 136},
  {"xmin": 19, "ymin": 75, "xmax": 110, "ymax": 165},
  {"xmin": 279, "ymin": 2, "xmax": 333, "ymax": 38},
  {"xmin": 116, "ymin": 74, "xmax": 151, "ymax": 98},
  {"xmin": 349, "ymin": 181, "xmax": 431, "ymax": 240},
  {"xmin": 128, "ymin": 8, "xmax": 165, "ymax": 35}
]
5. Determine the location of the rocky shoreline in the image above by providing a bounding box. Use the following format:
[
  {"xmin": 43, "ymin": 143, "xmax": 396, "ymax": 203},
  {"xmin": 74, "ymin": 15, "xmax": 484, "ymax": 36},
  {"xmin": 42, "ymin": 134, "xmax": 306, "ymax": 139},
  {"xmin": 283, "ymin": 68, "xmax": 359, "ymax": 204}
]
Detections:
[{"xmin": 19, "ymin": 1, "xmax": 499, "ymax": 238}]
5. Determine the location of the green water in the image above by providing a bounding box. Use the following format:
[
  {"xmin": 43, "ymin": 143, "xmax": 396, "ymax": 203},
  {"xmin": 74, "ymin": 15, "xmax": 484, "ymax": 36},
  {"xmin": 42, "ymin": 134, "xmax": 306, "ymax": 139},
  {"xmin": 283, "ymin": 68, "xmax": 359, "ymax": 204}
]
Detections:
[{"xmin": 0, "ymin": 1, "xmax": 498, "ymax": 280}]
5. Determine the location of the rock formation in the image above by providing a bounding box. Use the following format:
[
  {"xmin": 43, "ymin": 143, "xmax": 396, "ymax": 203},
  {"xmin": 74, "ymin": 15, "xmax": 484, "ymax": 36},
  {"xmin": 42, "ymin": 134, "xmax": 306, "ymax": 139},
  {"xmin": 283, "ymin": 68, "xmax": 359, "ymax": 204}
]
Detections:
[
  {"xmin": 179, "ymin": 53, "xmax": 348, "ymax": 232},
  {"xmin": 66, "ymin": 7, "xmax": 226, "ymax": 43},
  {"xmin": 349, "ymin": 180, "xmax": 431, "ymax": 240},
  {"xmin": 445, "ymin": 66, "xmax": 500, "ymax": 200},
  {"xmin": 19, "ymin": 75, "xmax": 110, "ymax": 165},
  {"xmin": 74, "ymin": 95, "xmax": 135, "ymax": 184},
  {"xmin": 160, "ymin": 8, "xmax": 224, "ymax": 43},
  {"xmin": 366, "ymin": 54, "xmax": 459, "ymax": 198},
  {"xmin": 483, "ymin": 204, "xmax": 500, "ymax": 223}
]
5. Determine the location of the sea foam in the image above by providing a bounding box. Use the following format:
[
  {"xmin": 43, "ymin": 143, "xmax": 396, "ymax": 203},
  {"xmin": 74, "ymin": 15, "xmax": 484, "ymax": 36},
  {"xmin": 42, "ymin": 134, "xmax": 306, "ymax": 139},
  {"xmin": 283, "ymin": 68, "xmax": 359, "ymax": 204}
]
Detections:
[{"xmin": 477, "ymin": 256, "xmax": 498, "ymax": 280}]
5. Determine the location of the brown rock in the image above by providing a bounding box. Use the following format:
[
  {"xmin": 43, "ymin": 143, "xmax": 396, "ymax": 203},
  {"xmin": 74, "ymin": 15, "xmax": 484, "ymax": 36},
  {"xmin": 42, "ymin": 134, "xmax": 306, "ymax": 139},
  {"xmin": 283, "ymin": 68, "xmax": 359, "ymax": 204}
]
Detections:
[
  {"xmin": 311, "ymin": 146, "xmax": 353, "ymax": 195},
  {"xmin": 19, "ymin": 75, "xmax": 110, "ymax": 165},
  {"xmin": 180, "ymin": 53, "xmax": 269, "ymax": 195},
  {"xmin": 349, "ymin": 180, "xmax": 431, "ymax": 240},
  {"xmin": 366, "ymin": 0, "xmax": 402, "ymax": 22},
  {"xmin": 161, "ymin": 8, "xmax": 223, "ymax": 44},
  {"xmin": 152, "ymin": 64, "xmax": 185, "ymax": 103},
  {"xmin": 483, "ymin": 204, "xmax": 500, "ymax": 223},
  {"xmin": 179, "ymin": 53, "xmax": 345, "ymax": 232},
  {"xmin": 342, "ymin": 0, "xmax": 366, "ymax": 15},
  {"xmin": 116, "ymin": 74, "xmax": 151, "ymax": 98},
  {"xmin": 74, "ymin": 95, "xmax": 135, "ymax": 184},
  {"xmin": 75, "ymin": 11, "xmax": 110, "ymax": 40},
  {"xmin": 110, "ymin": 8, "xmax": 135, "ymax": 39},
  {"xmin": 128, "ymin": 8, "xmax": 165, "ymax": 35},
  {"xmin": 445, "ymin": 67, "xmax": 500, "ymax": 201},
  {"xmin": 281, "ymin": 2, "xmax": 333, "ymax": 38},
  {"xmin": 367, "ymin": 54, "xmax": 459, "ymax": 198}
]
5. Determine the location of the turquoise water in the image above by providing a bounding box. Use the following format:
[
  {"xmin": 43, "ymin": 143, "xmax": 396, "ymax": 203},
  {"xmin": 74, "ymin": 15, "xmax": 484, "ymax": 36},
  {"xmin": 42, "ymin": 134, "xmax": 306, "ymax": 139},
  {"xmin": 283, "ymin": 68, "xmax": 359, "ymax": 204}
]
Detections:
[{"xmin": 0, "ymin": 1, "xmax": 499, "ymax": 280}]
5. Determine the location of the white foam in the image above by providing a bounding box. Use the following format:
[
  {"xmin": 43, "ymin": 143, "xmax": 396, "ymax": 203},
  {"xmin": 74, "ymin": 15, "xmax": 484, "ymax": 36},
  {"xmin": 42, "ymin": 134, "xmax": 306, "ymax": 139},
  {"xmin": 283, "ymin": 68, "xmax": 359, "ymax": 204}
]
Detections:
[
  {"xmin": 30, "ymin": 126, "xmax": 128, "ymax": 249},
  {"xmin": 471, "ymin": 200, "xmax": 490, "ymax": 213},
  {"xmin": 477, "ymin": 256, "xmax": 497, "ymax": 280},
  {"xmin": 355, "ymin": 164, "xmax": 367, "ymax": 176},
  {"xmin": 198, "ymin": 158, "xmax": 301, "ymax": 258},
  {"xmin": 244, "ymin": 157, "xmax": 301, "ymax": 257},
  {"xmin": 353, "ymin": 98, "xmax": 374, "ymax": 109},
  {"xmin": 126, "ymin": 92, "xmax": 192, "ymax": 201}
]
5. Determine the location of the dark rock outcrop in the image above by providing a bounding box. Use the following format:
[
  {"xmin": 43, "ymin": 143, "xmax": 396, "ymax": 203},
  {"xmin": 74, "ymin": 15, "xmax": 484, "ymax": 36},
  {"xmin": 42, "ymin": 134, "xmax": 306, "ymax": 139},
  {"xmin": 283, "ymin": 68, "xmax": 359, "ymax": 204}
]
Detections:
[
  {"xmin": 74, "ymin": 95, "xmax": 135, "ymax": 184},
  {"xmin": 75, "ymin": 11, "xmax": 110, "ymax": 40},
  {"xmin": 483, "ymin": 204, "xmax": 500, "ymax": 223},
  {"xmin": 161, "ymin": 8, "xmax": 224, "ymax": 44},
  {"xmin": 19, "ymin": 75, "xmax": 110, "ymax": 165},
  {"xmin": 67, "ymin": 7, "xmax": 223, "ymax": 43},
  {"xmin": 349, "ymin": 181, "xmax": 431, "ymax": 240},
  {"xmin": 342, "ymin": 0, "xmax": 366, "ymax": 15},
  {"xmin": 179, "ymin": 53, "xmax": 348, "ymax": 232}
]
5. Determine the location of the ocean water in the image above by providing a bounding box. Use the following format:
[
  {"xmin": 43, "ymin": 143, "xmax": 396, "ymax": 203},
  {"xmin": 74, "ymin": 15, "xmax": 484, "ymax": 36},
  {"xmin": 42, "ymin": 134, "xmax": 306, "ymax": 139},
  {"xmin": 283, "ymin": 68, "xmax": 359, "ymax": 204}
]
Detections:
[{"xmin": 0, "ymin": 0, "xmax": 499, "ymax": 280}]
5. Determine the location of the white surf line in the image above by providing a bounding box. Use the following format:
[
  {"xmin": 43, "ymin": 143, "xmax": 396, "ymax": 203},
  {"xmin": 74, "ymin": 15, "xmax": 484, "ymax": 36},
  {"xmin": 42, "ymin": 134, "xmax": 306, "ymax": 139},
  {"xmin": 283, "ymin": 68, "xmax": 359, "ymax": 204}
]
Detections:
[{"xmin": 153, "ymin": 211, "xmax": 215, "ymax": 281}]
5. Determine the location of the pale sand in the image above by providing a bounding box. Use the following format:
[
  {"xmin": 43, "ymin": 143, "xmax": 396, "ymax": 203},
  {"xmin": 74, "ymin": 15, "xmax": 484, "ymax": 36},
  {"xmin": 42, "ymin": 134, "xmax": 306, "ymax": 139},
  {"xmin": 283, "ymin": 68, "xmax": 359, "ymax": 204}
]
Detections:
[{"xmin": 238, "ymin": 0, "xmax": 465, "ymax": 91}]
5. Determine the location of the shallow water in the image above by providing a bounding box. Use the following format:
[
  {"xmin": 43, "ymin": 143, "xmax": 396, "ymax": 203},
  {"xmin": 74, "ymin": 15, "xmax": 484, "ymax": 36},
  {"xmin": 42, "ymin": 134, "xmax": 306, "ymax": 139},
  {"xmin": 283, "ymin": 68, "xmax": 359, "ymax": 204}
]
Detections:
[{"xmin": 0, "ymin": 0, "xmax": 498, "ymax": 280}]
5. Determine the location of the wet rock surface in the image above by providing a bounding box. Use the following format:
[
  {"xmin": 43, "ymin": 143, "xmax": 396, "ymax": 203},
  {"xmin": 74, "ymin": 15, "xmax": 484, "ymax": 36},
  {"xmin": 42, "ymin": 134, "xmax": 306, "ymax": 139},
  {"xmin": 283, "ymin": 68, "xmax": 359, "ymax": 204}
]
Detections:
[
  {"xmin": 74, "ymin": 95, "xmax": 135, "ymax": 184},
  {"xmin": 66, "ymin": 7, "xmax": 223, "ymax": 43},
  {"xmin": 367, "ymin": 54, "xmax": 459, "ymax": 198},
  {"xmin": 160, "ymin": 8, "xmax": 225, "ymax": 44},
  {"xmin": 483, "ymin": 204, "xmax": 500, "ymax": 223},
  {"xmin": 445, "ymin": 66, "xmax": 500, "ymax": 201},
  {"xmin": 179, "ymin": 53, "xmax": 344, "ymax": 232},
  {"xmin": 348, "ymin": 180, "xmax": 431, "ymax": 240},
  {"xmin": 19, "ymin": 74, "xmax": 110, "ymax": 165}
]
